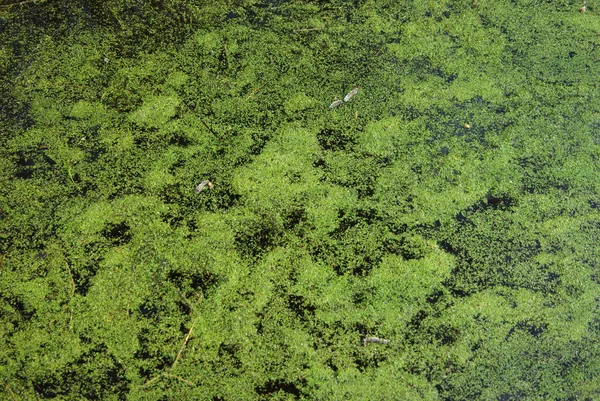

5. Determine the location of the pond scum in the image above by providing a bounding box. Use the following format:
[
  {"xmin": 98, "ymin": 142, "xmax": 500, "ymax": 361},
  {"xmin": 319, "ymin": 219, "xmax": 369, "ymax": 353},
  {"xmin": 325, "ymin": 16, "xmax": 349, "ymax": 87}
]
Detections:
[{"xmin": 0, "ymin": 0, "xmax": 599, "ymax": 399}]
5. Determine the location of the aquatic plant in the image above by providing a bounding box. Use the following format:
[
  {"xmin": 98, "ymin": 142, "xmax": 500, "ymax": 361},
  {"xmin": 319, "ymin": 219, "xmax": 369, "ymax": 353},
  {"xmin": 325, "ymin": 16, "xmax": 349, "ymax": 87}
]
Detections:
[{"xmin": 1, "ymin": 0, "xmax": 599, "ymax": 399}]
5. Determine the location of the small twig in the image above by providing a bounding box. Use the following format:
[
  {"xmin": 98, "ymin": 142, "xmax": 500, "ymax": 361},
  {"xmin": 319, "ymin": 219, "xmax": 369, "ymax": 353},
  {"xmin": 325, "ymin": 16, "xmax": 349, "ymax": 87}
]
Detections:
[
  {"xmin": 141, "ymin": 294, "xmax": 202, "ymax": 389},
  {"xmin": 0, "ymin": 0, "xmax": 42, "ymax": 9},
  {"xmin": 171, "ymin": 315, "xmax": 199, "ymax": 369},
  {"xmin": 199, "ymin": 118, "xmax": 218, "ymax": 138},
  {"xmin": 142, "ymin": 375, "xmax": 161, "ymax": 388},
  {"xmin": 294, "ymin": 27, "xmax": 326, "ymax": 32},
  {"xmin": 64, "ymin": 261, "xmax": 75, "ymax": 330},
  {"xmin": 127, "ymin": 264, "xmax": 136, "ymax": 318},
  {"xmin": 64, "ymin": 262, "xmax": 75, "ymax": 297},
  {"xmin": 32, "ymin": 380, "xmax": 40, "ymax": 400},
  {"xmin": 2, "ymin": 379, "xmax": 18, "ymax": 401},
  {"xmin": 170, "ymin": 291, "xmax": 203, "ymax": 369},
  {"xmin": 166, "ymin": 281, "xmax": 196, "ymax": 314},
  {"xmin": 246, "ymin": 82, "xmax": 267, "ymax": 100},
  {"xmin": 221, "ymin": 42, "xmax": 230, "ymax": 70},
  {"xmin": 66, "ymin": 164, "xmax": 81, "ymax": 192},
  {"xmin": 162, "ymin": 373, "xmax": 194, "ymax": 386},
  {"xmin": 142, "ymin": 372, "xmax": 194, "ymax": 388}
]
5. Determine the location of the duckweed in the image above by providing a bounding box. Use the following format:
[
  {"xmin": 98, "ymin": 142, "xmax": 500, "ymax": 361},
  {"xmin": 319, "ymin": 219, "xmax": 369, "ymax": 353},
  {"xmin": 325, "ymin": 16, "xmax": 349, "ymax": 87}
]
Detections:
[{"xmin": 1, "ymin": 0, "xmax": 599, "ymax": 399}]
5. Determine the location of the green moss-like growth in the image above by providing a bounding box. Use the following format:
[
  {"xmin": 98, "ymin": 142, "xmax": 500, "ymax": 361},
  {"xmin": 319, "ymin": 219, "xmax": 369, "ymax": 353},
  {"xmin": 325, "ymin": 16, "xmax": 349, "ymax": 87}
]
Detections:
[{"xmin": 1, "ymin": 0, "xmax": 599, "ymax": 399}]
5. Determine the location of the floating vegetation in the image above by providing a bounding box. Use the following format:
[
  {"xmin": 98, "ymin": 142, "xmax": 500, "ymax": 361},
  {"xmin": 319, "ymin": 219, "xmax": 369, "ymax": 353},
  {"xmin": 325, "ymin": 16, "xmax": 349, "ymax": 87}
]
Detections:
[{"xmin": 1, "ymin": 0, "xmax": 599, "ymax": 399}]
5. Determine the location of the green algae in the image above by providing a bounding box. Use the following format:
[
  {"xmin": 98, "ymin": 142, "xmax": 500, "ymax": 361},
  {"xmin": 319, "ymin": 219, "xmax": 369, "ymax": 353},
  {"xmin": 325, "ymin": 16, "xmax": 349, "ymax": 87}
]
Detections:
[{"xmin": 1, "ymin": 0, "xmax": 600, "ymax": 399}]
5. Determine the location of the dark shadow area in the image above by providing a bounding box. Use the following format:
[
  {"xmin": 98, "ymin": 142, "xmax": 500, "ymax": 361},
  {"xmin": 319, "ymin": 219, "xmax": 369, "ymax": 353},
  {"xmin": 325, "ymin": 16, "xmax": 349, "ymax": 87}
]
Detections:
[
  {"xmin": 101, "ymin": 221, "xmax": 132, "ymax": 245},
  {"xmin": 34, "ymin": 344, "xmax": 129, "ymax": 400},
  {"xmin": 255, "ymin": 378, "xmax": 304, "ymax": 398}
]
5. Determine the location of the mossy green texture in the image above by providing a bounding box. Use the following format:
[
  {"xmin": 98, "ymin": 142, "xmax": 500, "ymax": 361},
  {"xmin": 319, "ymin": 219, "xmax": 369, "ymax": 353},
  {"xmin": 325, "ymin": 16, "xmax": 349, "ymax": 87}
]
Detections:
[{"xmin": 1, "ymin": 0, "xmax": 600, "ymax": 399}]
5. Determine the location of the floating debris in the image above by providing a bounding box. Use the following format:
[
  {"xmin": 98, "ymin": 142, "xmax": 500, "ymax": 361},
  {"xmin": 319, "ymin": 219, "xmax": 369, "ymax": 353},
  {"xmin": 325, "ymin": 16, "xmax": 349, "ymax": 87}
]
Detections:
[
  {"xmin": 195, "ymin": 180, "xmax": 213, "ymax": 193},
  {"xmin": 362, "ymin": 336, "xmax": 390, "ymax": 346},
  {"xmin": 329, "ymin": 99, "xmax": 344, "ymax": 109},
  {"xmin": 343, "ymin": 86, "xmax": 360, "ymax": 102},
  {"xmin": 329, "ymin": 87, "xmax": 360, "ymax": 110}
]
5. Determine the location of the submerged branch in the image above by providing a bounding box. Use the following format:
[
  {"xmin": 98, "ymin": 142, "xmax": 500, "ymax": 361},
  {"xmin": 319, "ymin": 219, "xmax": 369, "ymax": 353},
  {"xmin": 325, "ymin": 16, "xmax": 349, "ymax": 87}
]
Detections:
[
  {"xmin": 171, "ymin": 318, "xmax": 197, "ymax": 369},
  {"xmin": 0, "ymin": 0, "xmax": 44, "ymax": 10},
  {"xmin": 2, "ymin": 379, "xmax": 18, "ymax": 401}
]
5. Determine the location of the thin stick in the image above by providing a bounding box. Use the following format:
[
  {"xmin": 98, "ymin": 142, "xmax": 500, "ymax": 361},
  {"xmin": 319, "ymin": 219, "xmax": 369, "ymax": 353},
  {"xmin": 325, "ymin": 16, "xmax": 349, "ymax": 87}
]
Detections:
[
  {"xmin": 126, "ymin": 264, "xmax": 136, "ymax": 317},
  {"xmin": 64, "ymin": 262, "xmax": 75, "ymax": 297},
  {"xmin": 246, "ymin": 82, "xmax": 267, "ymax": 100},
  {"xmin": 141, "ymin": 294, "xmax": 202, "ymax": 389},
  {"xmin": 294, "ymin": 27, "xmax": 326, "ymax": 32},
  {"xmin": 142, "ymin": 372, "xmax": 194, "ymax": 388},
  {"xmin": 170, "ymin": 291, "xmax": 203, "ymax": 369},
  {"xmin": 162, "ymin": 373, "xmax": 194, "ymax": 386},
  {"xmin": 64, "ymin": 261, "xmax": 75, "ymax": 330},
  {"xmin": 171, "ymin": 317, "xmax": 197, "ymax": 369},
  {"xmin": 167, "ymin": 281, "xmax": 194, "ymax": 313},
  {"xmin": 199, "ymin": 118, "xmax": 218, "ymax": 138},
  {"xmin": 32, "ymin": 380, "xmax": 39, "ymax": 400},
  {"xmin": 142, "ymin": 375, "xmax": 161, "ymax": 388},
  {"xmin": 0, "ymin": 0, "xmax": 42, "ymax": 9},
  {"xmin": 2, "ymin": 379, "xmax": 18, "ymax": 401}
]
